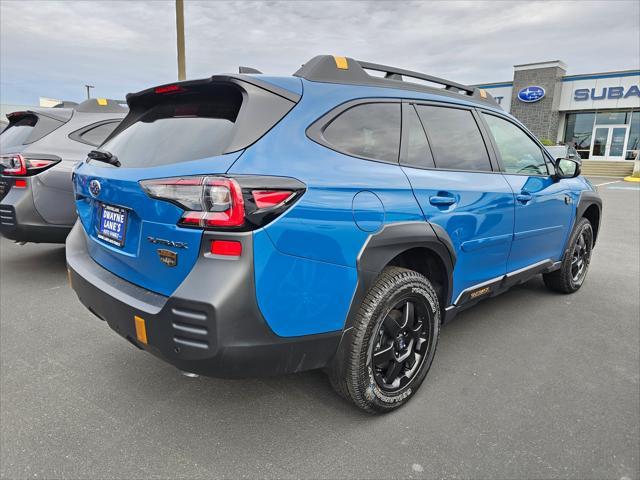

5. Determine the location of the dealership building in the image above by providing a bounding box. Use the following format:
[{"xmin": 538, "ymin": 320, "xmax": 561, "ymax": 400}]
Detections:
[{"xmin": 475, "ymin": 61, "xmax": 640, "ymax": 168}]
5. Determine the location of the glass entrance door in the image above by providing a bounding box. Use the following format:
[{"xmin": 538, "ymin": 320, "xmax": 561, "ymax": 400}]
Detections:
[{"xmin": 590, "ymin": 125, "xmax": 629, "ymax": 160}]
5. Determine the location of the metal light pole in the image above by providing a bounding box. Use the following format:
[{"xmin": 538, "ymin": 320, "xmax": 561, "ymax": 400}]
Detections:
[
  {"xmin": 85, "ymin": 85, "xmax": 94, "ymax": 99},
  {"xmin": 175, "ymin": 0, "xmax": 186, "ymax": 80}
]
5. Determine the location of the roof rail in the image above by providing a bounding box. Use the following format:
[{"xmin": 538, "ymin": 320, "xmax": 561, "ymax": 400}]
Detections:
[
  {"xmin": 294, "ymin": 55, "xmax": 499, "ymax": 107},
  {"xmin": 74, "ymin": 98, "xmax": 128, "ymax": 113}
]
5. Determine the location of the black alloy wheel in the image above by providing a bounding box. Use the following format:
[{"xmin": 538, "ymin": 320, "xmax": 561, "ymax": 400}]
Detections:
[
  {"xmin": 370, "ymin": 297, "xmax": 433, "ymax": 392},
  {"xmin": 570, "ymin": 226, "xmax": 592, "ymax": 284},
  {"xmin": 543, "ymin": 217, "xmax": 594, "ymax": 293},
  {"xmin": 328, "ymin": 267, "xmax": 441, "ymax": 413}
]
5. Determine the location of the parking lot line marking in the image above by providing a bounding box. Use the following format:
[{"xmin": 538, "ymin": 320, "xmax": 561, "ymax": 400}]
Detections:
[
  {"xmin": 594, "ymin": 180, "xmax": 622, "ymax": 187},
  {"xmin": 605, "ymin": 185, "xmax": 640, "ymax": 191}
]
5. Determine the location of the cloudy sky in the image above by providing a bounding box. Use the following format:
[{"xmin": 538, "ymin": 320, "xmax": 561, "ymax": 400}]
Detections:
[{"xmin": 1, "ymin": 0, "xmax": 639, "ymax": 105}]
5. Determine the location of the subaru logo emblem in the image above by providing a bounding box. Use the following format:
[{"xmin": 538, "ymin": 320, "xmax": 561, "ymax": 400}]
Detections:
[
  {"xmin": 518, "ymin": 86, "xmax": 546, "ymax": 103},
  {"xmin": 89, "ymin": 179, "xmax": 101, "ymax": 197}
]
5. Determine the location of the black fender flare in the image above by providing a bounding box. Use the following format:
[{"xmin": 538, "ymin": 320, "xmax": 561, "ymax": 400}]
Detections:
[
  {"xmin": 327, "ymin": 221, "xmax": 455, "ymax": 372},
  {"xmin": 575, "ymin": 190, "xmax": 602, "ymax": 245}
]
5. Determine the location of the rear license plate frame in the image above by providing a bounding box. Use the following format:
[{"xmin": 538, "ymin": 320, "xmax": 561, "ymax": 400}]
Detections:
[{"xmin": 97, "ymin": 203, "xmax": 128, "ymax": 247}]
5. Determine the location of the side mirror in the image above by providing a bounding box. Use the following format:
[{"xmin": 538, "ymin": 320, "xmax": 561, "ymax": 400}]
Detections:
[{"xmin": 554, "ymin": 157, "xmax": 581, "ymax": 180}]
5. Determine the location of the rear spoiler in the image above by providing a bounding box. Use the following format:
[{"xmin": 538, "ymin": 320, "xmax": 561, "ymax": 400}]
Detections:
[
  {"xmin": 126, "ymin": 74, "xmax": 301, "ymax": 105},
  {"xmin": 109, "ymin": 75, "xmax": 301, "ymax": 155},
  {"xmin": 7, "ymin": 108, "xmax": 73, "ymax": 123}
]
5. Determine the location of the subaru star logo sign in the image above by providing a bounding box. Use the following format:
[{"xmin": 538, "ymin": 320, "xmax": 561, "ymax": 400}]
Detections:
[
  {"xmin": 89, "ymin": 179, "xmax": 101, "ymax": 197},
  {"xmin": 518, "ymin": 86, "xmax": 546, "ymax": 103}
]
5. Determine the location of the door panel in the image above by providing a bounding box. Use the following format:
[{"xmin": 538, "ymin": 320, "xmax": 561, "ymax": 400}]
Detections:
[
  {"xmin": 403, "ymin": 167, "xmax": 515, "ymax": 303},
  {"xmin": 479, "ymin": 112, "xmax": 574, "ymax": 271},
  {"xmin": 501, "ymin": 175, "xmax": 573, "ymax": 271},
  {"xmin": 400, "ymin": 103, "xmax": 514, "ymax": 304}
]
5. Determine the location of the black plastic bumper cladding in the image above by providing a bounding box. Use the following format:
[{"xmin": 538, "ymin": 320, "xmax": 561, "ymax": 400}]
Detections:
[{"xmin": 66, "ymin": 222, "xmax": 341, "ymax": 378}]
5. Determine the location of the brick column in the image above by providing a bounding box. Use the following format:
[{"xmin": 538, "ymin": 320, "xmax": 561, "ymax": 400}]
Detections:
[{"xmin": 509, "ymin": 61, "xmax": 566, "ymax": 141}]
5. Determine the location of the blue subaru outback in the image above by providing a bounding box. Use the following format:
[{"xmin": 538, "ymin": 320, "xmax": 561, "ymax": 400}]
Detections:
[{"xmin": 67, "ymin": 55, "xmax": 601, "ymax": 412}]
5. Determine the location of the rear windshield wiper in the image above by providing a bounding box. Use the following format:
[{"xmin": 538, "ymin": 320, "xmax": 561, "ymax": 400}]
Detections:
[{"xmin": 87, "ymin": 149, "xmax": 120, "ymax": 167}]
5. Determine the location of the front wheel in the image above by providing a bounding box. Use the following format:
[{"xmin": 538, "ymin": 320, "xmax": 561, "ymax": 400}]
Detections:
[
  {"xmin": 543, "ymin": 217, "xmax": 594, "ymax": 293},
  {"xmin": 329, "ymin": 267, "xmax": 440, "ymax": 413}
]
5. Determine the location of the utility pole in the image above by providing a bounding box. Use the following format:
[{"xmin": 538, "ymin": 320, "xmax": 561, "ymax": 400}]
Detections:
[
  {"xmin": 175, "ymin": 0, "xmax": 186, "ymax": 80},
  {"xmin": 85, "ymin": 85, "xmax": 94, "ymax": 99}
]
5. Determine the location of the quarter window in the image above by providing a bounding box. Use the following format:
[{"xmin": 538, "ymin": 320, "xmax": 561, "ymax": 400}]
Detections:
[
  {"xmin": 79, "ymin": 122, "xmax": 119, "ymax": 146},
  {"xmin": 415, "ymin": 105, "xmax": 492, "ymax": 171},
  {"xmin": 483, "ymin": 114, "xmax": 549, "ymax": 176},
  {"xmin": 322, "ymin": 103, "xmax": 400, "ymax": 163}
]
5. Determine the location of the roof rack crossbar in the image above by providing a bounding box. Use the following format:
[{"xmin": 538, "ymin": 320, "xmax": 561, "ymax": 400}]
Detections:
[{"xmin": 356, "ymin": 60, "xmax": 474, "ymax": 94}]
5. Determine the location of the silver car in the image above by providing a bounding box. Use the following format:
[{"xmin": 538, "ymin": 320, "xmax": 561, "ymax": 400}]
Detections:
[
  {"xmin": 545, "ymin": 144, "xmax": 582, "ymax": 161},
  {"xmin": 0, "ymin": 99, "xmax": 127, "ymax": 243}
]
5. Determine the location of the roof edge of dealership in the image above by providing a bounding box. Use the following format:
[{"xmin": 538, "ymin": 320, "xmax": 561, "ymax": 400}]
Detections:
[{"xmin": 474, "ymin": 61, "xmax": 640, "ymax": 161}]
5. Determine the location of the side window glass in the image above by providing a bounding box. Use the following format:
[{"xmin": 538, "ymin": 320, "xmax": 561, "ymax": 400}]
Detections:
[
  {"xmin": 322, "ymin": 103, "xmax": 400, "ymax": 163},
  {"xmin": 401, "ymin": 104, "xmax": 435, "ymax": 169},
  {"xmin": 79, "ymin": 122, "xmax": 119, "ymax": 146},
  {"xmin": 416, "ymin": 105, "xmax": 492, "ymax": 171},
  {"xmin": 482, "ymin": 114, "xmax": 549, "ymax": 175}
]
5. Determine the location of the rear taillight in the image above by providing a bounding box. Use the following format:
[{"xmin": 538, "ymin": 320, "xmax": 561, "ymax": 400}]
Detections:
[
  {"xmin": 140, "ymin": 175, "xmax": 305, "ymax": 231},
  {"xmin": 252, "ymin": 190, "xmax": 295, "ymax": 209},
  {"xmin": 1, "ymin": 154, "xmax": 26, "ymax": 175},
  {"xmin": 0, "ymin": 154, "xmax": 61, "ymax": 176}
]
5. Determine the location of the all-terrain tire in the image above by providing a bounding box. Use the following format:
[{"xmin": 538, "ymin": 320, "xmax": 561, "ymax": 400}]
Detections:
[
  {"xmin": 543, "ymin": 217, "xmax": 594, "ymax": 293},
  {"xmin": 329, "ymin": 267, "xmax": 440, "ymax": 413}
]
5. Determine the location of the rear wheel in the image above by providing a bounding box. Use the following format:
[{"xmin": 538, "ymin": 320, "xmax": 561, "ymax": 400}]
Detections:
[
  {"xmin": 543, "ymin": 217, "xmax": 593, "ymax": 293},
  {"xmin": 329, "ymin": 267, "xmax": 440, "ymax": 413}
]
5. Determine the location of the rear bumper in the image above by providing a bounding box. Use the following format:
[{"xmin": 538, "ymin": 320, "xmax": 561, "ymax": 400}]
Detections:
[
  {"xmin": 66, "ymin": 222, "xmax": 341, "ymax": 378},
  {"xmin": 0, "ymin": 180, "xmax": 72, "ymax": 243}
]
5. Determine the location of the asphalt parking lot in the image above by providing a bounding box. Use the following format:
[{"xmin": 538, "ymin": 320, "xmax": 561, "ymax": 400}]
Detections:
[{"xmin": 1, "ymin": 178, "xmax": 638, "ymax": 480}]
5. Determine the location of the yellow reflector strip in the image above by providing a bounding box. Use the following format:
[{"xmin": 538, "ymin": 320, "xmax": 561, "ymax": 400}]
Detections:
[
  {"xmin": 97, "ymin": 98, "xmax": 108, "ymax": 106},
  {"xmin": 134, "ymin": 316, "xmax": 148, "ymax": 344},
  {"xmin": 333, "ymin": 56, "xmax": 349, "ymax": 70},
  {"xmin": 479, "ymin": 89, "xmax": 487, "ymax": 99}
]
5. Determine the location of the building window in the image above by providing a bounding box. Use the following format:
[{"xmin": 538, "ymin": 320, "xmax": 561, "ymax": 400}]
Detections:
[
  {"xmin": 627, "ymin": 111, "xmax": 640, "ymax": 160},
  {"xmin": 564, "ymin": 112, "xmax": 595, "ymax": 159},
  {"xmin": 595, "ymin": 111, "xmax": 629, "ymax": 125}
]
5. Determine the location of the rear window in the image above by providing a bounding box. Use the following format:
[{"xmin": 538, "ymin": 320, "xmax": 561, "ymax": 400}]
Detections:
[
  {"xmin": 322, "ymin": 103, "xmax": 400, "ymax": 163},
  {"xmin": 101, "ymin": 92, "xmax": 241, "ymax": 168},
  {"xmin": 0, "ymin": 115, "xmax": 37, "ymax": 150},
  {"xmin": 0, "ymin": 113, "xmax": 65, "ymax": 151}
]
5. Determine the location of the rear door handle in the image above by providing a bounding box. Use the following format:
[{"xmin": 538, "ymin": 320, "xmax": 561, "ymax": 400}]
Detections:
[
  {"xmin": 516, "ymin": 192, "xmax": 533, "ymax": 204},
  {"xmin": 429, "ymin": 195, "xmax": 456, "ymax": 206}
]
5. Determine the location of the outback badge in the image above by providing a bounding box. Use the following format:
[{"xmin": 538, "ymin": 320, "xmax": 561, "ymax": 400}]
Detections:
[{"xmin": 157, "ymin": 249, "xmax": 178, "ymax": 267}]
